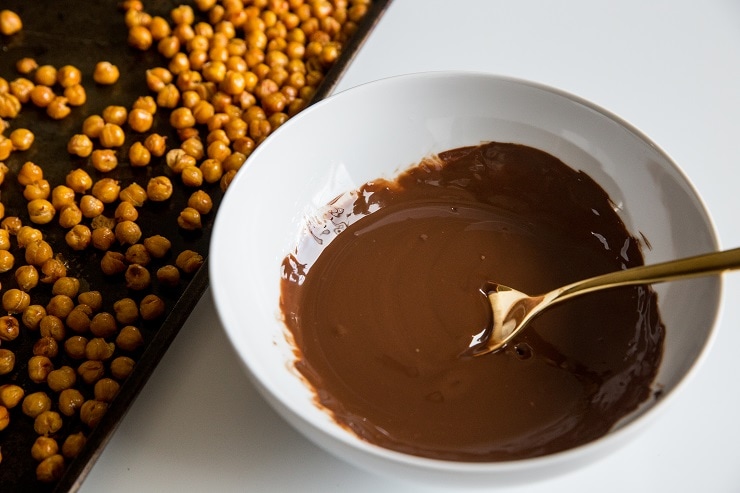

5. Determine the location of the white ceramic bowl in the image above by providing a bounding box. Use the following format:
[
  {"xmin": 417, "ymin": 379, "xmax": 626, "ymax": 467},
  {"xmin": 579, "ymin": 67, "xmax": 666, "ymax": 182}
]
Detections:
[{"xmin": 210, "ymin": 72, "xmax": 721, "ymax": 487}]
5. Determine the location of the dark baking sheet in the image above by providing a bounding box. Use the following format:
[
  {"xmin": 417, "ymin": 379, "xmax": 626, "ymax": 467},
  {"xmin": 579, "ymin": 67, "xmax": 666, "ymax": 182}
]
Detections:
[{"xmin": 0, "ymin": 1, "xmax": 390, "ymax": 491}]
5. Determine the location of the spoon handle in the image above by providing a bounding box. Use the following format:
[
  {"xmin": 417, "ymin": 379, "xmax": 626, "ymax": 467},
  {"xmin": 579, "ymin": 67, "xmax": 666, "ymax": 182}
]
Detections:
[{"xmin": 553, "ymin": 247, "xmax": 740, "ymax": 303}]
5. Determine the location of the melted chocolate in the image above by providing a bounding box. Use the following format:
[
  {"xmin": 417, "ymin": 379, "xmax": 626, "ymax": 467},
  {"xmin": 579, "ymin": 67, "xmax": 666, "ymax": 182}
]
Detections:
[{"xmin": 280, "ymin": 142, "xmax": 664, "ymax": 462}]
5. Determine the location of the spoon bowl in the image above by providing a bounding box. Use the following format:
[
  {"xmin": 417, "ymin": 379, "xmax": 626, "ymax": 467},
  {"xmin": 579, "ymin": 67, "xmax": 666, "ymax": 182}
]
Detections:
[{"xmin": 474, "ymin": 247, "xmax": 740, "ymax": 355}]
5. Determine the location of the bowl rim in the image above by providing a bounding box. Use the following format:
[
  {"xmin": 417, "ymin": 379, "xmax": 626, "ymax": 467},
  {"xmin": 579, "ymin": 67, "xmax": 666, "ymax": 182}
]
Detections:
[{"xmin": 209, "ymin": 70, "xmax": 723, "ymax": 474}]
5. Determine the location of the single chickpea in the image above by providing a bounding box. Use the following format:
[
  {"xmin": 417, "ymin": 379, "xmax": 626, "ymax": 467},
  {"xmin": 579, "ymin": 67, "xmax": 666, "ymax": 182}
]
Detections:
[
  {"xmin": 132, "ymin": 95, "xmax": 157, "ymax": 114},
  {"xmin": 64, "ymin": 84, "xmax": 87, "ymax": 106},
  {"xmin": 51, "ymin": 185, "xmax": 76, "ymax": 210},
  {"xmin": 139, "ymin": 294, "xmax": 165, "ymax": 320},
  {"xmin": 25, "ymin": 240, "xmax": 53, "ymax": 266},
  {"xmin": 85, "ymin": 338, "xmax": 115, "ymax": 361},
  {"xmin": 77, "ymin": 360, "xmax": 105, "ymax": 385},
  {"xmin": 58, "ymin": 389, "xmax": 84, "ymax": 417},
  {"xmin": 127, "ymin": 107, "xmax": 154, "ymax": 133},
  {"xmin": 66, "ymin": 168, "xmax": 93, "ymax": 193},
  {"xmin": 180, "ymin": 166, "xmax": 203, "ymax": 188},
  {"xmin": 52, "ymin": 277, "xmax": 80, "ymax": 298},
  {"xmin": 0, "ymin": 404, "xmax": 8, "ymax": 431},
  {"xmin": 2, "ymin": 288, "xmax": 30, "ymax": 313},
  {"xmin": 99, "ymin": 123, "xmax": 126, "ymax": 148},
  {"xmin": 0, "ymin": 249, "xmax": 14, "ymax": 272},
  {"xmin": 145, "ymin": 67, "xmax": 173, "ymax": 92},
  {"xmin": 15, "ymin": 264, "xmax": 39, "ymax": 291},
  {"xmin": 28, "ymin": 355, "xmax": 54, "ymax": 383},
  {"xmin": 1, "ymin": 216, "xmax": 21, "ymax": 233},
  {"xmin": 82, "ymin": 114, "xmax": 106, "ymax": 138},
  {"xmin": 90, "ymin": 312, "xmax": 117, "ymax": 338},
  {"xmin": 79, "ymin": 399, "xmax": 108, "ymax": 428},
  {"xmin": 91, "ymin": 149, "xmax": 118, "ymax": 173},
  {"xmin": 143, "ymin": 133, "xmax": 167, "ymax": 156},
  {"xmin": 113, "ymin": 298, "xmax": 139, "ymax": 325},
  {"xmin": 128, "ymin": 141, "xmax": 151, "ymax": 167},
  {"xmin": 35, "ymin": 410, "xmax": 63, "ymax": 436},
  {"xmin": 36, "ymin": 455, "xmax": 65, "ymax": 483},
  {"xmin": 80, "ymin": 195, "xmax": 104, "ymax": 218},
  {"xmin": 23, "ymin": 179, "xmax": 51, "ymax": 201},
  {"xmin": 47, "ymin": 366, "xmax": 77, "ymax": 392},
  {"xmin": 0, "ymin": 315, "xmax": 19, "ymax": 341},
  {"xmin": 58, "ymin": 204, "xmax": 83, "ymax": 229},
  {"xmin": 117, "ymin": 184, "xmax": 146, "ymax": 208},
  {"xmin": 129, "ymin": 24, "xmax": 153, "ymax": 50},
  {"xmin": 176, "ymin": 249, "xmax": 204, "ymax": 274},
  {"xmin": 62, "ymin": 432, "xmax": 87, "ymax": 458},
  {"xmin": 188, "ymin": 190, "xmax": 213, "ymax": 214},
  {"xmin": 222, "ymin": 151, "xmax": 246, "ymax": 172},
  {"xmin": 9, "ymin": 77, "xmax": 35, "ymax": 104},
  {"xmin": 34, "ymin": 65, "xmax": 57, "ymax": 86},
  {"xmin": 92, "ymin": 177, "xmax": 121, "ymax": 203},
  {"xmin": 57, "ymin": 65, "xmax": 82, "ymax": 87},
  {"xmin": 66, "ymin": 224, "xmax": 92, "ymax": 251},
  {"xmin": 0, "ymin": 384, "xmax": 24, "ymax": 408},
  {"xmin": 125, "ymin": 264, "xmax": 151, "ymax": 290},
  {"xmin": 94, "ymin": 378, "xmax": 121, "ymax": 402},
  {"xmin": 116, "ymin": 325, "xmax": 144, "ymax": 351},
  {"xmin": 16, "ymin": 57, "xmax": 37, "ymax": 74},
  {"xmin": 146, "ymin": 176, "xmax": 173, "ymax": 201},
  {"xmin": 110, "ymin": 356, "xmax": 135, "ymax": 380},
  {"xmin": 22, "ymin": 305, "xmax": 46, "ymax": 330},
  {"xmin": 102, "ymin": 105, "xmax": 127, "ymax": 125},
  {"xmin": 0, "ymin": 92, "xmax": 21, "ymax": 118},
  {"xmin": 177, "ymin": 207, "xmax": 202, "ymax": 230},
  {"xmin": 18, "ymin": 160, "xmax": 44, "ymax": 186},
  {"xmin": 115, "ymin": 201, "xmax": 139, "ymax": 223},
  {"xmin": 65, "ymin": 308, "xmax": 91, "ymax": 335},
  {"xmin": 91, "ymin": 227, "xmax": 116, "ymax": 251},
  {"xmin": 41, "ymin": 258, "xmax": 67, "ymax": 284},
  {"xmin": 32, "ymin": 336, "xmax": 58, "ymax": 358},
  {"xmin": 29, "ymin": 85, "xmax": 54, "ymax": 108},
  {"xmin": 78, "ymin": 290, "xmax": 103, "ymax": 312},
  {"xmin": 10, "ymin": 127, "xmax": 34, "ymax": 150},
  {"xmin": 67, "ymin": 134, "xmax": 93, "ymax": 157},
  {"xmin": 39, "ymin": 314, "xmax": 66, "ymax": 340},
  {"xmin": 149, "ymin": 15, "xmax": 172, "ymax": 39},
  {"xmin": 125, "ymin": 244, "xmax": 150, "ymax": 266},
  {"xmin": 156, "ymin": 264, "xmax": 180, "ymax": 287},
  {"xmin": 100, "ymin": 251, "xmax": 126, "ymax": 275},
  {"xmin": 93, "ymin": 61, "xmax": 120, "ymax": 85},
  {"xmin": 0, "ymin": 229, "xmax": 8, "ymax": 250},
  {"xmin": 114, "ymin": 220, "xmax": 142, "ymax": 245},
  {"xmin": 143, "ymin": 235, "xmax": 171, "ymax": 258},
  {"xmin": 47, "ymin": 96, "xmax": 71, "ymax": 120},
  {"xmin": 156, "ymin": 83, "xmax": 180, "ymax": 108},
  {"xmin": 165, "ymin": 148, "xmax": 196, "ymax": 173},
  {"xmin": 0, "ymin": 348, "xmax": 15, "ymax": 375}
]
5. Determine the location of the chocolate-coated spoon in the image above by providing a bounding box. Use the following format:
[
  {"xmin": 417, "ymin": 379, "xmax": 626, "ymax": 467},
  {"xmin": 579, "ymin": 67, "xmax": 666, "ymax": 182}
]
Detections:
[{"xmin": 470, "ymin": 247, "xmax": 740, "ymax": 356}]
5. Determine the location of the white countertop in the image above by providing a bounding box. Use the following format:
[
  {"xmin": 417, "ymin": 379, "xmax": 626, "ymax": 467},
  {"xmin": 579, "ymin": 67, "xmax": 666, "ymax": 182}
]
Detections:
[{"xmin": 81, "ymin": 1, "xmax": 740, "ymax": 491}]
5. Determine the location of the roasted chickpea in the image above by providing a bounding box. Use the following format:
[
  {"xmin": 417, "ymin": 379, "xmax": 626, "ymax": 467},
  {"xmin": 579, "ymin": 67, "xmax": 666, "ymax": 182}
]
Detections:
[
  {"xmin": 58, "ymin": 389, "xmax": 84, "ymax": 417},
  {"xmin": 112, "ymin": 298, "xmax": 137, "ymax": 325},
  {"xmin": 144, "ymin": 133, "xmax": 167, "ymax": 157},
  {"xmin": 177, "ymin": 206, "xmax": 202, "ymax": 230},
  {"xmin": 125, "ymin": 244, "xmax": 150, "ymax": 266},
  {"xmin": 22, "ymin": 391, "xmax": 52, "ymax": 419},
  {"xmin": 47, "ymin": 366, "xmax": 77, "ymax": 392},
  {"xmin": 15, "ymin": 264, "xmax": 39, "ymax": 291},
  {"xmin": 0, "ymin": 348, "xmax": 15, "ymax": 375},
  {"xmin": 67, "ymin": 134, "xmax": 93, "ymax": 157},
  {"xmin": 51, "ymin": 185, "xmax": 76, "ymax": 210},
  {"xmin": 139, "ymin": 294, "xmax": 165, "ymax": 320},
  {"xmin": 18, "ymin": 160, "xmax": 43, "ymax": 186},
  {"xmin": 62, "ymin": 432, "xmax": 86, "ymax": 458},
  {"xmin": 78, "ymin": 290, "xmax": 103, "ymax": 312},
  {"xmin": 100, "ymin": 251, "xmax": 126, "ymax": 275},
  {"xmin": 0, "ymin": 92, "xmax": 21, "ymax": 117},
  {"xmin": 80, "ymin": 399, "xmax": 108, "ymax": 428},
  {"xmin": 94, "ymin": 378, "xmax": 121, "ymax": 402},
  {"xmin": 2, "ymin": 288, "xmax": 30, "ymax": 313},
  {"xmin": 110, "ymin": 356, "xmax": 135, "ymax": 380},
  {"xmin": 2, "ymin": 216, "xmax": 23, "ymax": 234},
  {"xmin": 65, "ymin": 308, "xmax": 91, "ymax": 335},
  {"xmin": 80, "ymin": 195, "xmax": 104, "ymax": 218},
  {"xmin": 125, "ymin": 264, "xmax": 151, "ymax": 290},
  {"xmin": 0, "ymin": 315, "xmax": 19, "ymax": 341},
  {"xmin": 165, "ymin": 148, "xmax": 196, "ymax": 173},
  {"xmin": 28, "ymin": 355, "xmax": 54, "ymax": 383},
  {"xmin": 66, "ymin": 168, "xmax": 93, "ymax": 193},
  {"xmin": 128, "ymin": 107, "xmax": 154, "ymax": 133},
  {"xmin": 114, "ymin": 220, "xmax": 142, "ymax": 245},
  {"xmin": 0, "ymin": 384, "xmax": 24, "ymax": 408},
  {"xmin": 157, "ymin": 83, "xmax": 180, "ymax": 108},
  {"xmin": 0, "ymin": 229, "xmax": 8, "ymax": 250},
  {"xmin": 146, "ymin": 67, "xmax": 173, "ymax": 92},
  {"xmin": 90, "ymin": 312, "xmax": 117, "ymax": 338},
  {"xmin": 99, "ymin": 122, "xmax": 125, "ymax": 148},
  {"xmin": 10, "ymin": 127, "xmax": 34, "ymax": 150},
  {"xmin": 128, "ymin": 141, "xmax": 151, "ymax": 167},
  {"xmin": 119, "ymin": 182, "xmax": 147, "ymax": 206},
  {"xmin": 82, "ymin": 114, "xmax": 105, "ymax": 138},
  {"xmin": 66, "ymin": 224, "xmax": 92, "ymax": 251},
  {"xmin": 58, "ymin": 204, "xmax": 83, "ymax": 229},
  {"xmin": 25, "ymin": 240, "xmax": 53, "ymax": 266},
  {"xmin": 114, "ymin": 201, "xmax": 138, "ymax": 223},
  {"xmin": 132, "ymin": 95, "xmax": 157, "ymax": 114},
  {"xmin": 47, "ymin": 96, "xmax": 71, "ymax": 119},
  {"xmin": 143, "ymin": 235, "xmax": 171, "ymax": 258},
  {"xmin": 188, "ymin": 190, "xmax": 213, "ymax": 214},
  {"xmin": 15, "ymin": 57, "xmax": 37, "ymax": 74},
  {"xmin": 85, "ymin": 338, "xmax": 115, "ymax": 361},
  {"xmin": 23, "ymin": 179, "xmax": 51, "ymax": 200},
  {"xmin": 36, "ymin": 454, "xmax": 65, "ymax": 483},
  {"xmin": 56, "ymin": 64, "xmax": 82, "ymax": 88},
  {"xmin": 93, "ymin": 61, "xmax": 120, "ymax": 85},
  {"xmin": 180, "ymin": 166, "xmax": 203, "ymax": 187},
  {"xmin": 33, "ymin": 337, "xmax": 58, "ymax": 362},
  {"xmin": 156, "ymin": 264, "xmax": 180, "ymax": 287},
  {"xmin": 64, "ymin": 83, "xmax": 87, "ymax": 106},
  {"xmin": 92, "ymin": 177, "xmax": 121, "ymax": 203},
  {"xmin": 77, "ymin": 360, "xmax": 105, "ymax": 385},
  {"xmin": 146, "ymin": 176, "xmax": 173, "ymax": 201},
  {"xmin": 91, "ymin": 227, "xmax": 116, "ymax": 251},
  {"xmin": 34, "ymin": 64, "xmax": 57, "ymax": 86},
  {"xmin": 0, "ymin": 10, "xmax": 23, "ymax": 36},
  {"xmin": 52, "ymin": 276, "xmax": 80, "ymax": 298},
  {"xmin": 39, "ymin": 315, "xmax": 65, "ymax": 341},
  {"xmin": 0, "ymin": 249, "xmax": 14, "ymax": 273},
  {"xmin": 31, "ymin": 436, "xmax": 59, "ymax": 463},
  {"xmin": 129, "ymin": 24, "xmax": 153, "ymax": 50},
  {"xmin": 46, "ymin": 294, "xmax": 74, "ymax": 319},
  {"xmin": 102, "ymin": 105, "xmax": 127, "ymax": 125},
  {"xmin": 35, "ymin": 410, "xmax": 63, "ymax": 436},
  {"xmin": 0, "ymin": 405, "xmax": 8, "ymax": 431},
  {"xmin": 41, "ymin": 258, "xmax": 67, "ymax": 284},
  {"xmin": 22, "ymin": 305, "xmax": 46, "ymax": 330},
  {"xmin": 91, "ymin": 149, "xmax": 118, "ymax": 172}
]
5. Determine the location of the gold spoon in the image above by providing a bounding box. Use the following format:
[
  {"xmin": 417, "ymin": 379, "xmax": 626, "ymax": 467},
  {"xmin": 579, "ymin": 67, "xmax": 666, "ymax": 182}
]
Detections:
[{"xmin": 470, "ymin": 247, "xmax": 740, "ymax": 356}]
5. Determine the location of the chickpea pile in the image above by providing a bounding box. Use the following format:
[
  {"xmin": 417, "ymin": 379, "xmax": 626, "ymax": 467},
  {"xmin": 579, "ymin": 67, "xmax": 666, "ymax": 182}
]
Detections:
[{"xmin": 0, "ymin": 0, "xmax": 372, "ymax": 486}]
